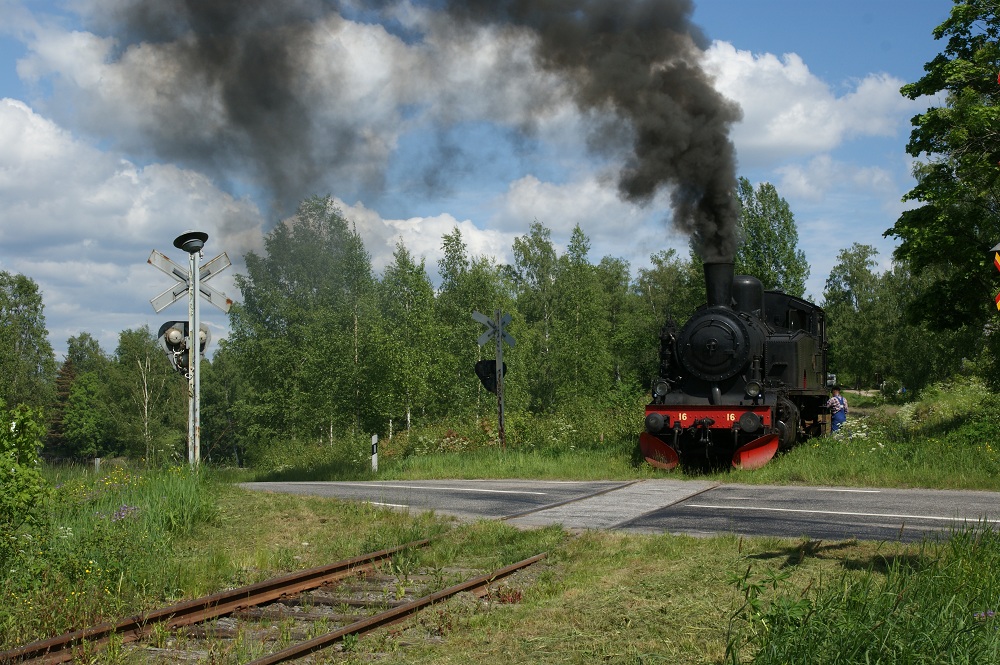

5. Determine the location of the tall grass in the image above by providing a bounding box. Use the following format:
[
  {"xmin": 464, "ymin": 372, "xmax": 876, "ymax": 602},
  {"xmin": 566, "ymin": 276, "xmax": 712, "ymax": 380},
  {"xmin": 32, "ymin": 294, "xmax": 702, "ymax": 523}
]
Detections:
[
  {"xmin": 385, "ymin": 446, "xmax": 650, "ymax": 480},
  {"xmin": 243, "ymin": 377, "xmax": 1000, "ymax": 490},
  {"xmin": 726, "ymin": 524, "xmax": 1000, "ymax": 664},
  {"xmin": 725, "ymin": 377, "xmax": 1000, "ymax": 490},
  {"xmin": 249, "ymin": 392, "xmax": 653, "ymax": 482},
  {"xmin": 0, "ymin": 464, "xmax": 217, "ymax": 647}
]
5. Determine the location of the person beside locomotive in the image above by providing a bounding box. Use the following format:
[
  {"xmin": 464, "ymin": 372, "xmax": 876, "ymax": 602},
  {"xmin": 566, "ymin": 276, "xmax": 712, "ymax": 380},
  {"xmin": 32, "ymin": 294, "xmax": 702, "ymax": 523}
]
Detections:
[{"xmin": 827, "ymin": 385, "xmax": 848, "ymax": 432}]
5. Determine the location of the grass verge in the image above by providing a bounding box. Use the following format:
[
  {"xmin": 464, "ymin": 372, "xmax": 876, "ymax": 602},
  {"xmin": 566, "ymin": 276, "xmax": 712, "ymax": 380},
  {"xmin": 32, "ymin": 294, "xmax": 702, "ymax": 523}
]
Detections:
[
  {"xmin": 5, "ymin": 466, "xmax": 1000, "ymax": 664},
  {"xmin": 8, "ymin": 378, "xmax": 1000, "ymax": 661},
  {"xmin": 722, "ymin": 378, "xmax": 1000, "ymax": 490}
]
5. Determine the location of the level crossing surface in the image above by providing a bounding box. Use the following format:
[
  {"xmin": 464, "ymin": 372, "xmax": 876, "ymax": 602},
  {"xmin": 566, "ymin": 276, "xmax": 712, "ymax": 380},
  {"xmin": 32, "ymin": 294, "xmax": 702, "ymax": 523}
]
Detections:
[{"xmin": 240, "ymin": 479, "xmax": 1000, "ymax": 542}]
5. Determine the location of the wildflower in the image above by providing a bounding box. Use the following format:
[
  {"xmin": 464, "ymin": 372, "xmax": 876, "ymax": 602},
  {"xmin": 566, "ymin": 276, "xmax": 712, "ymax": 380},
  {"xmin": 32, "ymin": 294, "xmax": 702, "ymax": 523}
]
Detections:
[{"xmin": 111, "ymin": 505, "xmax": 140, "ymax": 522}]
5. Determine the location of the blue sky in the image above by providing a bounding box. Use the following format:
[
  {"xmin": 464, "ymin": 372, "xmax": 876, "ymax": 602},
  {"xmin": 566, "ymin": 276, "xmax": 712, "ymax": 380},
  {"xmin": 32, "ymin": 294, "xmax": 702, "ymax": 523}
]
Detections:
[{"xmin": 0, "ymin": 0, "xmax": 951, "ymax": 357}]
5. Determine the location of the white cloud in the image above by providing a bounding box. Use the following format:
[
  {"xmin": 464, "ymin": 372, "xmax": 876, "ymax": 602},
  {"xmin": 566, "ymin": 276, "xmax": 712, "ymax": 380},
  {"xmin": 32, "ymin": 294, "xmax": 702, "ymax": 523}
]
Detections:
[
  {"xmin": 699, "ymin": 40, "xmax": 924, "ymax": 299},
  {"xmin": 704, "ymin": 41, "xmax": 915, "ymax": 166},
  {"xmin": 336, "ymin": 170, "xmax": 687, "ymax": 280},
  {"xmin": 16, "ymin": 27, "xmax": 114, "ymax": 90},
  {"xmin": 0, "ymin": 98, "xmax": 263, "ymax": 355},
  {"xmin": 489, "ymin": 174, "xmax": 683, "ymax": 262},
  {"xmin": 336, "ymin": 198, "xmax": 515, "ymax": 276},
  {"xmin": 775, "ymin": 155, "xmax": 896, "ymax": 202}
]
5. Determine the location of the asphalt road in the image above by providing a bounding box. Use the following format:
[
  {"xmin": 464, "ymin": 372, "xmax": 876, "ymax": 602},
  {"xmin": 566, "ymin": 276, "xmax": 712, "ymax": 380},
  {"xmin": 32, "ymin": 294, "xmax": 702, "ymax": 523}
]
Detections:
[{"xmin": 241, "ymin": 479, "xmax": 1000, "ymax": 542}]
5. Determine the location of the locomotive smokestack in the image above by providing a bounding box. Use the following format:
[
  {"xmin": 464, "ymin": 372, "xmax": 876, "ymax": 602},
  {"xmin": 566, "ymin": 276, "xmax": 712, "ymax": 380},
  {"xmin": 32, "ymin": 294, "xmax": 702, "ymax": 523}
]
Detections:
[{"xmin": 704, "ymin": 261, "xmax": 734, "ymax": 308}]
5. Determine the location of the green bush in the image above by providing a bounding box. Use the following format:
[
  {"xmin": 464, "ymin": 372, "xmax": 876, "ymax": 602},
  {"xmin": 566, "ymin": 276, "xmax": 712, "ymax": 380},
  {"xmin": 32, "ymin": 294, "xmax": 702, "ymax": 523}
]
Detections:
[{"xmin": 0, "ymin": 402, "xmax": 51, "ymax": 567}]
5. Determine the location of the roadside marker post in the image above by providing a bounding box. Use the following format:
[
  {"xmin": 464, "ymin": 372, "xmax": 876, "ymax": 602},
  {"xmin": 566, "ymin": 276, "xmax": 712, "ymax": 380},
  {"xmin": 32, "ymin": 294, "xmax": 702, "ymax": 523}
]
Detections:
[{"xmin": 148, "ymin": 232, "xmax": 233, "ymax": 466}]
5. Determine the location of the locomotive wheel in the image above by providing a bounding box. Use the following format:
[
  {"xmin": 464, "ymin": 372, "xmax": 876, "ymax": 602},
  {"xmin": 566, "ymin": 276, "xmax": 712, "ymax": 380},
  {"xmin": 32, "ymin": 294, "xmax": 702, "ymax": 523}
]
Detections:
[{"xmin": 775, "ymin": 396, "xmax": 800, "ymax": 450}]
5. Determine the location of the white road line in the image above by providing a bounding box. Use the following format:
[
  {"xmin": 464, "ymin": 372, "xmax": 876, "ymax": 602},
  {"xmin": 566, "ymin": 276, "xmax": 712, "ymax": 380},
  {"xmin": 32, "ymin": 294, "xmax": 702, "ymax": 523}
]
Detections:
[
  {"xmin": 366, "ymin": 501, "xmax": 409, "ymax": 509},
  {"xmin": 816, "ymin": 489, "xmax": 882, "ymax": 493},
  {"xmin": 330, "ymin": 482, "xmax": 548, "ymax": 496},
  {"xmin": 460, "ymin": 479, "xmax": 591, "ymax": 485},
  {"xmin": 684, "ymin": 504, "xmax": 1000, "ymax": 524}
]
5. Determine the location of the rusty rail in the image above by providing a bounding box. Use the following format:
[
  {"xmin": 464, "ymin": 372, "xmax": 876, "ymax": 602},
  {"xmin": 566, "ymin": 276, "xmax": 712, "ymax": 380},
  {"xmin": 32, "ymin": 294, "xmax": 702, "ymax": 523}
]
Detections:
[
  {"xmin": 247, "ymin": 552, "xmax": 547, "ymax": 665},
  {"xmin": 0, "ymin": 539, "xmax": 430, "ymax": 664}
]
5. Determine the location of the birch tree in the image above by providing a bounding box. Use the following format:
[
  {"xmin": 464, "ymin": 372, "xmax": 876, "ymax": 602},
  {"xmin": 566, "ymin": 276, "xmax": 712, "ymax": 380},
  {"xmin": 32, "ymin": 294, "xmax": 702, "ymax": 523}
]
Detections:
[{"xmin": 0, "ymin": 272, "xmax": 56, "ymax": 409}]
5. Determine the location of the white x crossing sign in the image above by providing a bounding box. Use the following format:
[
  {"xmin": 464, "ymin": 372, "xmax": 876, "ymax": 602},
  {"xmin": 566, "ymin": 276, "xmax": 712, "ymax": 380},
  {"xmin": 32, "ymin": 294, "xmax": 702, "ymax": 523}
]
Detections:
[
  {"xmin": 148, "ymin": 250, "xmax": 233, "ymax": 313},
  {"xmin": 473, "ymin": 310, "xmax": 515, "ymax": 347}
]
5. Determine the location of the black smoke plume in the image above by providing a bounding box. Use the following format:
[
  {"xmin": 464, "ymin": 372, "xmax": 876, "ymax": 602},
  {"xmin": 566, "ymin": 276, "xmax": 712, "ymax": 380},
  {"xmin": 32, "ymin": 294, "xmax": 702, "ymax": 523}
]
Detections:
[
  {"xmin": 443, "ymin": 0, "xmax": 743, "ymax": 260},
  {"xmin": 90, "ymin": 0, "xmax": 742, "ymax": 260}
]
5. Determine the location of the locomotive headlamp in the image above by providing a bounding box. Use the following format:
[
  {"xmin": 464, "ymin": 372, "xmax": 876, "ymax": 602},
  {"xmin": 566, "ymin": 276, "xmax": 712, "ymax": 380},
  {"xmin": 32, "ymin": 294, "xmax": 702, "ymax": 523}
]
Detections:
[
  {"xmin": 745, "ymin": 380, "xmax": 762, "ymax": 398},
  {"xmin": 653, "ymin": 379, "xmax": 670, "ymax": 397}
]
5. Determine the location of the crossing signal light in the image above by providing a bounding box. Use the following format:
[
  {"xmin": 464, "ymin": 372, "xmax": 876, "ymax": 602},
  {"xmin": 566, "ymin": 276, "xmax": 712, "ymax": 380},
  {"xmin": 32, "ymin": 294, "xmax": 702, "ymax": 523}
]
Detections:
[
  {"xmin": 475, "ymin": 359, "xmax": 507, "ymax": 394},
  {"xmin": 197, "ymin": 326, "xmax": 211, "ymax": 354},
  {"xmin": 158, "ymin": 321, "xmax": 188, "ymax": 373},
  {"xmin": 157, "ymin": 321, "xmax": 210, "ymax": 374}
]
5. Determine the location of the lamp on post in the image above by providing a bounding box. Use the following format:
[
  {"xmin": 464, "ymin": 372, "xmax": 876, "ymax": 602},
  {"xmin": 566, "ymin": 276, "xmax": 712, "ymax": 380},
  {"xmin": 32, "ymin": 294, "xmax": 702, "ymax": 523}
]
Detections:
[
  {"xmin": 148, "ymin": 232, "xmax": 232, "ymax": 467},
  {"xmin": 174, "ymin": 231, "xmax": 208, "ymax": 467}
]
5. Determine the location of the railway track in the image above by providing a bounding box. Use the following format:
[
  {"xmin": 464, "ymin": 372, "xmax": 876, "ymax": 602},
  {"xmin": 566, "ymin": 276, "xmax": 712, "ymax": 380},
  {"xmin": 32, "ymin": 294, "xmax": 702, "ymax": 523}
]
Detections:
[{"xmin": 0, "ymin": 540, "xmax": 545, "ymax": 664}]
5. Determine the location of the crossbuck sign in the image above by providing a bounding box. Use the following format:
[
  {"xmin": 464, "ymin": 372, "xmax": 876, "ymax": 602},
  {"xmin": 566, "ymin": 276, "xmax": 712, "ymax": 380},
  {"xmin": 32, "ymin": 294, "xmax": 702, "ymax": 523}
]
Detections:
[{"xmin": 148, "ymin": 250, "xmax": 233, "ymax": 314}]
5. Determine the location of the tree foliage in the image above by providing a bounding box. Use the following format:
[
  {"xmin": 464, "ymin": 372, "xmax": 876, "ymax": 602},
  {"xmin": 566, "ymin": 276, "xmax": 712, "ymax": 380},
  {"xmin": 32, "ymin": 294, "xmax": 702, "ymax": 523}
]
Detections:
[
  {"xmin": 48, "ymin": 333, "xmax": 113, "ymax": 459},
  {"xmin": 0, "ymin": 401, "xmax": 49, "ymax": 566},
  {"xmin": 0, "ymin": 272, "xmax": 56, "ymax": 409},
  {"xmin": 104, "ymin": 326, "xmax": 185, "ymax": 464},
  {"xmin": 376, "ymin": 242, "xmax": 436, "ymax": 432},
  {"xmin": 550, "ymin": 225, "xmax": 611, "ymax": 404},
  {"xmin": 598, "ymin": 255, "xmax": 644, "ymax": 387},
  {"xmin": 734, "ymin": 177, "xmax": 809, "ymax": 296},
  {"xmin": 66, "ymin": 332, "xmax": 107, "ymax": 375},
  {"xmin": 229, "ymin": 196, "xmax": 380, "ymax": 458},
  {"xmin": 824, "ymin": 245, "xmax": 980, "ymax": 391},
  {"xmin": 509, "ymin": 222, "xmax": 559, "ymax": 412},
  {"xmin": 63, "ymin": 372, "xmax": 114, "ymax": 459},
  {"xmin": 431, "ymin": 228, "xmax": 510, "ymax": 418},
  {"xmin": 824, "ymin": 244, "xmax": 886, "ymax": 387},
  {"xmin": 885, "ymin": 0, "xmax": 1000, "ymax": 330},
  {"xmin": 200, "ymin": 342, "xmax": 245, "ymax": 464}
]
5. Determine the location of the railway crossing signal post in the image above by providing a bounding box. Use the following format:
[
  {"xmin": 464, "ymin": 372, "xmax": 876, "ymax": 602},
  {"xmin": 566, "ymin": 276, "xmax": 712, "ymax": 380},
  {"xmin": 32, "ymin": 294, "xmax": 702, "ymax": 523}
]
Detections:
[
  {"xmin": 473, "ymin": 310, "xmax": 515, "ymax": 449},
  {"xmin": 148, "ymin": 232, "xmax": 233, "ymax": 466}
]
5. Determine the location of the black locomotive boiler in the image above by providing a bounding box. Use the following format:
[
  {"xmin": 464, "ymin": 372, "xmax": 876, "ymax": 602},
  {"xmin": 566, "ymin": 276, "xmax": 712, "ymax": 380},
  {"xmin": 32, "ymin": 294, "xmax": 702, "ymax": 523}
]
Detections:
[{"xmin": 640, "ymin": 261, "xmax": 829, "ymax": 469}]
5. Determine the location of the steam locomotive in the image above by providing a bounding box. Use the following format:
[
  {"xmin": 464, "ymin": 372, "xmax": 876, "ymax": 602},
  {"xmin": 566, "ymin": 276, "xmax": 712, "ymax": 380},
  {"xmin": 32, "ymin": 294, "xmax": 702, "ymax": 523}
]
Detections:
[{"xmin": 640, "ymin": 262, "xmax": 829, "ymax": 470}]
